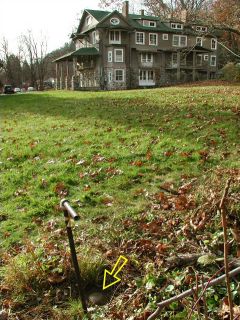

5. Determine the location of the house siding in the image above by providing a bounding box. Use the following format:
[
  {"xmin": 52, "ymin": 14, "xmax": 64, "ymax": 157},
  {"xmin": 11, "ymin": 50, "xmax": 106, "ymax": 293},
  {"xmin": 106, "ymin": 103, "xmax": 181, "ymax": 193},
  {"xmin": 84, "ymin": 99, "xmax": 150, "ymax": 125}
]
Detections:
[{"xmin": 55, "ymin": 7, "xmax": 218, "ymax": 91}]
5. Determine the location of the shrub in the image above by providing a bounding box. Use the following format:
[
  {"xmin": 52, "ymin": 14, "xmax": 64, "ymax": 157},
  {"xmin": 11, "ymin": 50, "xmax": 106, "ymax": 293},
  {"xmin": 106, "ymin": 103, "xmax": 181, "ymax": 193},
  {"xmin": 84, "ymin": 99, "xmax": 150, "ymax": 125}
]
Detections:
[{"xmin": 222, "ymin": 62, "xmax": 240, "ymax": 81}]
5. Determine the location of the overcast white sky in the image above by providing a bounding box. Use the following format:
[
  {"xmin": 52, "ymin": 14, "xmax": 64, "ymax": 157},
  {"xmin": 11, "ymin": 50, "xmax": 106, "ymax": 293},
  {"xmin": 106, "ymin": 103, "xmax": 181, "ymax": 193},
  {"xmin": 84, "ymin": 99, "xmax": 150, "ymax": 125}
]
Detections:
[{"xmin": 0, "ymin": 0, "xmax": 102, "ymax": 53}]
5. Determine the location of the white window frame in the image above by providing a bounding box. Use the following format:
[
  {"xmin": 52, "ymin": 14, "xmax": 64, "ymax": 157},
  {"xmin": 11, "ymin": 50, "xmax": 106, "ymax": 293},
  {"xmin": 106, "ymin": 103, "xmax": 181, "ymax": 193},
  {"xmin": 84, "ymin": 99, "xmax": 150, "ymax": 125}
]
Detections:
[
  {"xmin": 196, "ymin": 37, "xmax": 202, "ymax": 46},
  {"xmin": 110, "ymin": 17, "xmax": 120, "ymax": 25},
  {"xmin": 196, "ymin": 26, "xmax": 208, "ymax": 32},
  {"xmin": 136, "ymin": 32, "xmax": 145, "ymax": 45},
  {"xmin": 204, "ymin": 54, "xmax": 209, "ymax": 61},
  {"xmin": 149, "ymin": 33, "xmax": 158, "ymax": 46},
  {"xmin": 172, "ymin": 35, "xmax": 187, "ymax": 47},
  {"xmin": 109, "ymin": 30, "xmax": 121, "ymax": 44},
  {"xmin": 114, "ymin": 49, "xmax": 124, "ymax": 62},
  {"xmin": 92, "ymin": 31, "xmax": 96, "ymax": 44},
  {"xmin": 211, "ymin": 38, "xmax": 217, "ymax": 50},
  {"xmin": 139, "ymin": 70, "xmax": 155, "ymax": 85},
  {"xmin": 171, "ymin": 23, "xmax": 183, "ymax": 30},
  {"xmin": 115, "ymin": 69, "xmax": 124, "ymax": 82},
  {"xmin": 210, "ymin": 55, "xmax": 216, "ymax": 66},
  {"xmin": 141, "ymin": 53, "xmax": 153, "ymax": 63},
  {"xmin": 172, "ymin": 52, "xmax": 178, "ymax": 67},
  {"xmin": 162, "ymin": 34, "xmax": 168, "ymax": 40},
  {"xmin": 108, "ymin": 71, "xmax": 113, "ymax": 82},
  {"xmin": 143, "ymin": 20, "xmax": 156, "ymax": 27},
  {"xmin": 149, "ymin": 21, "xmax": 156, "ymax": 27},
  {"xmin": 108, "ymin": 51, "xmax": 112, "ymax": 62}
]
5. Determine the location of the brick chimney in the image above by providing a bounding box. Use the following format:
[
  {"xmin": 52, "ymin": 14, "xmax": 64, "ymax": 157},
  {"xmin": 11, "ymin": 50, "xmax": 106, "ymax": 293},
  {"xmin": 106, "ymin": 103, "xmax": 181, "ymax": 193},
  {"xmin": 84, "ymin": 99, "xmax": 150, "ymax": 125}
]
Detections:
[
  {"xmin": 122, "ymin": 1, "xmax": 129, "ymax": 17},
  {"xmin": 140, "ymin": 9, "xmax": 145, "ymax": 16},
  {"xmin": 180, "ymin": 9, "xmax": 188, "ymax": 23}
]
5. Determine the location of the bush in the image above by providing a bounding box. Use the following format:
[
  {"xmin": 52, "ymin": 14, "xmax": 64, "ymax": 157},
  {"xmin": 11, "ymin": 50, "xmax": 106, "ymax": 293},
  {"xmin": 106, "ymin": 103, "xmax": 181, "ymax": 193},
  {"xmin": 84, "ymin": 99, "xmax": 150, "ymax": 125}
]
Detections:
[{"xmin": 222, "ymin": 62, "xmax": 240, "ymax": 81}]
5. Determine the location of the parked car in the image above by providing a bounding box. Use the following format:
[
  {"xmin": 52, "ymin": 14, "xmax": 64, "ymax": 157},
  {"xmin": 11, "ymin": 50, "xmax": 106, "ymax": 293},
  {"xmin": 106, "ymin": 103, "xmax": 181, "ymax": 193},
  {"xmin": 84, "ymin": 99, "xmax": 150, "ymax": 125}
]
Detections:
[
  {"xmin": 3, "ymin": 85, "xmax": 14, "ymax": 94},
  {"xmin": 27, "ymin": 87, "xmax": 35, "ymax": 92},
  {"xmin": 14, "ymin": 87, "xmax": 21, "ymax": 93}
]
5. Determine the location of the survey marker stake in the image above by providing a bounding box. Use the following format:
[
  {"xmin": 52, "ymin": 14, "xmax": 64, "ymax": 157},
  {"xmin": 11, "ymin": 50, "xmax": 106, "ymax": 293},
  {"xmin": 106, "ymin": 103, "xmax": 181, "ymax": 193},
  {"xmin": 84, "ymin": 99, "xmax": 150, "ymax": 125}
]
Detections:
[
  {"xmin": 60, "ymin": 199, "xmax": 88, "ymax": 315},
  {"xmin": 103, "ymin": 255, "xmax": 128, "ymax": 290}
]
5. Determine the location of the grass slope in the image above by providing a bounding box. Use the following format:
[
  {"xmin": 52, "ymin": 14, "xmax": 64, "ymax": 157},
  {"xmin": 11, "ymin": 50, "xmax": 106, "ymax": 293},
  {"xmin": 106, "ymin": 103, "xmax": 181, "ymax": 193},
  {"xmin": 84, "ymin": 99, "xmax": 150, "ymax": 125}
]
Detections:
[{"xmin": 0, "ymin": 85, "xmax": 239, "ymax": 319}]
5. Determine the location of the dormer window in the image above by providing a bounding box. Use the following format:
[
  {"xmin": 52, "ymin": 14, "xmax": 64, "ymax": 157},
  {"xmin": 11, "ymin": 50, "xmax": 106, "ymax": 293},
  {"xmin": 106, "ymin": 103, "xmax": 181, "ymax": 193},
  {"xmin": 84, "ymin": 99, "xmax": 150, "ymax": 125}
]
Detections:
[
  {"xmin": 143, "ymin": 20, "xmax": 156, "ymax": 27},
  {"xmin": 171, "ymin": 23, "xmax": 183, "ymax": 30},
  {"xmin": 149, "ymin": 21, "xmax": 156, "ymax": 27},
  {"xmin": 196, "ymin": 26, "xmax": 208, "ymax": 32},
  {"xmin": 86, "ymin": 16, "xmax": 92, "ymax": 25}
]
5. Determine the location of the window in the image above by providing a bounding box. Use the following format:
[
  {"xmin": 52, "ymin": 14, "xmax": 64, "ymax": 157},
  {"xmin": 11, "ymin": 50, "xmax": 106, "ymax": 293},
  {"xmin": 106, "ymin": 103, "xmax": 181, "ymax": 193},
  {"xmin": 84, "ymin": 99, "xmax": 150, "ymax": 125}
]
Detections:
[
  {"xmin": 114, "ymin": 49, "xmax": 124, "ymax": 62},
  {"xmin": 204, "ymin": 54, "xmax": 209, "ymax": 61},
  {"xmin": 196, "ymin": 37, "xmax": 202, "ymax": 46},
  {"xmin": 86, "ymin": 16, "xmax": 92, "ymax": 25},
  {"xmin": 162, "ymin": 34, "xmax": 168, "ymax": 40},
  {"xmin": 115, "ymin": 69, "xmax": 124, "ymax": 82},
  {"xmin": 210, "ymin": 55, "xmax": 216, "ymax": 66},
  {"xmin": 171, "ymin": 23, "xmax": 183, "ymax": 30},
  {"xmin": 141, "ymin": 53, "xmax": 153, "ymax": 63},
  {"xmin": 211, "ymin": 38, "xmax": 217, "ymax": 50},
  {"xmin": 173, "ymin": 35, "xmax": 187, "ymax": 47},
  {"xmin": 108, "ymin": 51, "xmax": 112, "ymax": 62},
  {"xmin": 108, "ymin": 71, "xmax": 112, "ymax": 82},
  {"xmin": 92, "ymin": 31, "xmax": 96, "ymax": 44},
  {"xmin": 172, "ymin": 53, "xmax": 177, "ymax": 67},
  {"xmin": 143, "ymin": 20, "xmax": 156, "ymax": 27},
  {"xmin": 196, "ymin": 26, "xmax": 207, "ymax": 32},
  {"xmin": 110, "ymin": 17, "xmax": 120, "ymax": 25},
  {"xmin": 149, "ymin": 21, "xmax": 156, "ymax": 27},
  {"xmin": 139, "ymin": 70, "xmax": 154, "ymax": 81},
  {"xmin": 149, "ymin": 33, "xmax": 158, "ymax": 45},
  {"xmin": 109, "ymin": 30, "xmax": 121, "ymax": 44},
  {"xmin": 196, "ymin": 54, "xmax": 203, "ymax": 66},
  {"xmin": 136, "ymin": 32, "xmax": 145, "ymax": 44}
]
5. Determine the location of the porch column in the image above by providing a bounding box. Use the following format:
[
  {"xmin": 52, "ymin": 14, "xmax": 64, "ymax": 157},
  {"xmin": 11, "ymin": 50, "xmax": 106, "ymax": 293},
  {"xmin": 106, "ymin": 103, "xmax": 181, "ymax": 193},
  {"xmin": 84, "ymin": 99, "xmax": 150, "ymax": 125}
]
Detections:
[
  {"xmin": 177, "ymin": 51, "xmax": 181, "ymax": 81},
  {"xmin": 71, "ymin": 57, "xmax": 77, "ymax": 90},
  {"xmin": 60, "ymin": 64, "xmax": 63, "ymax": 89},
  {"xmin": 65, "ymin": 60, "xmax": 69, "ymax": 89},
  {"xmin": 207, "ymin": 54, "xmax": 210, "ymax": 80},
  {"xmin": 55, "ymin": 63, "xmax": 58, "ymax": 90},
  {"xmin": 192, "ymin": 51, "xmax": 196, "ymax": 81}
]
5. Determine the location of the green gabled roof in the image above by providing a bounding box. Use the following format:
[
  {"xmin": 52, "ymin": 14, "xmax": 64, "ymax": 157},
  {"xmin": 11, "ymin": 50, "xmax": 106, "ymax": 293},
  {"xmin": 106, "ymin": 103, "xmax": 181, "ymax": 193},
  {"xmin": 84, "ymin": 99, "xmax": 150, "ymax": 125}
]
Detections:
[
  {"xmin": 85, "ymin": 9, "xmax": 110, "ymax": 21},
  {"xmin": 129, "ymin": 13, "xmax": 159, "ymax": 21},
  {"xmin": 53, "ymin": 47, "xmax": 99, "ymax": 62},
  {"xmin": 130, "ymin": 20, "xmax": 172, "ymax": 32},
  {"xmin": 77, "ymin": 9, "xmax": 195, "ymax": 35}
]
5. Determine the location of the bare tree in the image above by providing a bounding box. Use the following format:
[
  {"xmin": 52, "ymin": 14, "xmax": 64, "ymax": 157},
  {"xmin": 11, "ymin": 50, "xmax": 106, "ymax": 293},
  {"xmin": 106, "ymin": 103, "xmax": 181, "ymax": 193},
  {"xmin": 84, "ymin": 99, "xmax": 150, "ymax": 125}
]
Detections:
[
  {"xmin": 99, "ymin": 0, "xmax": 212, "ymax": 21},
  {"xmin": 21, "ymin": 31, "xmax": 48, "ymax": 90}
]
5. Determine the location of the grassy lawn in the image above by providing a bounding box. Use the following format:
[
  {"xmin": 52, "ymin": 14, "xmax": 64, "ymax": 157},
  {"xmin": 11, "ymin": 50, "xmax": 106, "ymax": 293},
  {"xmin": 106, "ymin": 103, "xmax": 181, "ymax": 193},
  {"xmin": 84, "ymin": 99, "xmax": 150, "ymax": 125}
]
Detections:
[{"xmin": 0, "ymin": 85, "xmax": 239, "ymax": 319}]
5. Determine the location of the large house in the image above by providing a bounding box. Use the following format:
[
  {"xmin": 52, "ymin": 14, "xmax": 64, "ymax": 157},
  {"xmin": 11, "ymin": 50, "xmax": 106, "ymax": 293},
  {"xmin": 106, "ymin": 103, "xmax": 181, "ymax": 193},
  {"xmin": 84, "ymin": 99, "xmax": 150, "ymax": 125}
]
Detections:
[{"xmin": 54, "ymin": 1, "xmax": 218, "ymax": 90}]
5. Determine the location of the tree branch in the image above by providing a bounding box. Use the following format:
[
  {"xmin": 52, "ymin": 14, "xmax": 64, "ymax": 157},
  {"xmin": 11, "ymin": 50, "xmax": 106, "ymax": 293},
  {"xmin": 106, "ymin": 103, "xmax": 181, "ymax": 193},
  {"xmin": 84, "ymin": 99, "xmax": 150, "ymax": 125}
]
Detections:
[{"xmin": 147, "ymin": 266, "xmax": 240, "ymax": 320}]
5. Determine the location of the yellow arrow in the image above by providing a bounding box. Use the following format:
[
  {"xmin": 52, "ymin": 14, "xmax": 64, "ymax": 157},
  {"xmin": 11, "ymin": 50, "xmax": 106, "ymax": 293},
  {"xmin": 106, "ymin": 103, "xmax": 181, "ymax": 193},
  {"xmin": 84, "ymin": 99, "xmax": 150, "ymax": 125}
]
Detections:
[{"xmin": 103, "ymin": 255, "xmax": 128, "ymax": 290}]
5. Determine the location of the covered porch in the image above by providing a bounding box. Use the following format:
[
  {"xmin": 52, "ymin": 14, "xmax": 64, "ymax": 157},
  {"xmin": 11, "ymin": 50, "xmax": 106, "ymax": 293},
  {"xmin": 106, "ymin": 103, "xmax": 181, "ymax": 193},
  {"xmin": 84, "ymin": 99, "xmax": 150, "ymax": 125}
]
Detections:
[
  {"xmin": 54, "ymin": 47, "xmax": 100, "ymax": 90},
  {"xmin": 165, "ymin": 46, "xmax": 214, "ymax": 82}
]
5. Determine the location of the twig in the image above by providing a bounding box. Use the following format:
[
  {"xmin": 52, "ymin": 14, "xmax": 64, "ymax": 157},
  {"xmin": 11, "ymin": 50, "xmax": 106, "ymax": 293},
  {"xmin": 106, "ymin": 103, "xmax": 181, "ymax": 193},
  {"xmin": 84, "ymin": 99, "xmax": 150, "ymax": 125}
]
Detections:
[
  {"xmin": 201, "ymin": 275, "xmax": 208, "ymax": 320},
  {"xmin": 187, "ymin": 263, "xmax": 229, "ymax": 319},
  {"xmin": 146, "ymin": 266, "xmax": 240, "ymax": 320},
  {"xmin": 193, "ymin": 274, "xmax": 200, "ymax": 319},
  {"xmin": 219, "ymin": 178, "xmax": 234, "ymax": 320}
]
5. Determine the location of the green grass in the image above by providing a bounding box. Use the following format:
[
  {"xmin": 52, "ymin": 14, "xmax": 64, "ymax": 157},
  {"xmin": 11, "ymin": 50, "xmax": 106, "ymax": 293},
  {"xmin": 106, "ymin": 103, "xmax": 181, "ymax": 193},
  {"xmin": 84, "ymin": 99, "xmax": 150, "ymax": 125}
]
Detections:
[{"xmin": 0, "ymin": 85, "xmax": 239, "ymax": 318}]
